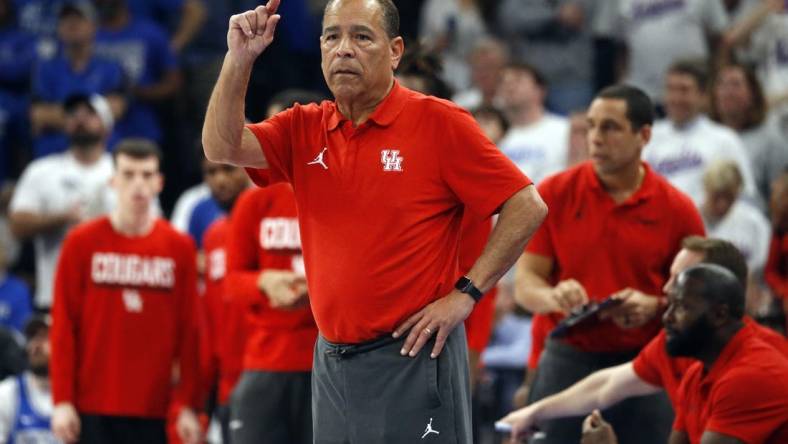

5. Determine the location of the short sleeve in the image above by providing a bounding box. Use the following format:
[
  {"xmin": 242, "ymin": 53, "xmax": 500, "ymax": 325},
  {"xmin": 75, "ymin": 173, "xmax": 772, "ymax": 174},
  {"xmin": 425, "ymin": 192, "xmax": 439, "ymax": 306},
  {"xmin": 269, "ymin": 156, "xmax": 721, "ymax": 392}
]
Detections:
[
  {"xmin": 149, "ymin": 24, "xmax": 178, "ymax": 74},
  {"xmin": 439, "ymin": 107, "xmax": 531, "ymax": 219},
  {"xmin": 632, "ymin": 334, "xmax": 666, "ymax": 387},
  {"xmin": 31, "ymin": 60, "xmax": 55, "ymax": 102},
  {"xmin": 9, "ymin": 164, "xmax": 43, "ymax": 213},
  {"xmin": 245, "ymin": 108, "xmax": 297, "ymax": 185},
  {"xmin": 524, "ymin": 182, "xmax": 554, "ymax": 257}
]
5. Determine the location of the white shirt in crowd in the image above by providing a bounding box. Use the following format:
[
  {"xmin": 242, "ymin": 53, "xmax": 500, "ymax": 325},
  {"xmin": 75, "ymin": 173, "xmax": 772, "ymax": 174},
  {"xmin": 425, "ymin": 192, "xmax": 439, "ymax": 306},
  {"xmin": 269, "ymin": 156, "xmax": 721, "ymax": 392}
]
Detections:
[
  {"xmin": 0, "ymin": 373, "xmax": 56, "ymax": 444},
  {"xmin": 499, "ymin": 114, "xmax": 569, "ymax": 185},
  {"xmin": 9, "ymin": 151, "xmax": 114, "ymax": 308},
  {"xmin": 704, "ymin": 200, "xmax": 772, "ymax": 275},
  {"xmin": 617, "ymin": 0, "xmax": 729, "ymax": 101},
  {"xmin": 748, "ymin": 12, "xmax": 788, "ymax": 101},
  {"xmin": 644, "ymin": 115, "xmax": 759, "ymax": 207}
]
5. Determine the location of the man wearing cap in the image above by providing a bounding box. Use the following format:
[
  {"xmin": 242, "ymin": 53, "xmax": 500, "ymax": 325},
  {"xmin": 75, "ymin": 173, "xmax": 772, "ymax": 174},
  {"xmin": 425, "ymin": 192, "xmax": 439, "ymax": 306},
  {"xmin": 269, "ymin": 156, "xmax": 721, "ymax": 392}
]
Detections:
[
  {"xmin": 30, "ymin": 1, "xmax": 125, "ymax": 158},
  {"xmin": 0, "ymin": 315, "xmax": 57, "ymax": 444},
  {"xmin": 9, "ymin": 94, "xmax": 116, "ymax": 310}
]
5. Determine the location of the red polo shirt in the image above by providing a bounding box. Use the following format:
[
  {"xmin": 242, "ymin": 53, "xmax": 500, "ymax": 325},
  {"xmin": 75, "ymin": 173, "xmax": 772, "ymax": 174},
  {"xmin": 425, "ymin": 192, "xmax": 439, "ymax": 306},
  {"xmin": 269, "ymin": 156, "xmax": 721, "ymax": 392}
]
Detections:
[
  {"xmin": 674, "ymin": 323, "xmax": 788, "ymax": 443},
  {"xmin": 526, "ymin": 162, "xmax": 704, "ymax": 353},
  {"xmin": 633, "ymin": 318, "xmax": 788, "ymax": 408},
  {"xmin": 246, "ymin": 81, "xmax": 531, "ymax": 343}
]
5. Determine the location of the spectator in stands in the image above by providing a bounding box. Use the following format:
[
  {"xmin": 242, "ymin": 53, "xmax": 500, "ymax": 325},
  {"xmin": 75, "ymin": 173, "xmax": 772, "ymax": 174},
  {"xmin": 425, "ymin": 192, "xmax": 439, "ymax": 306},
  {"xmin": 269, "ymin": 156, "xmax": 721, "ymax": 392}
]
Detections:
[
  {"xmin": 496, "ymin": 0, "xmax": 593, "ymax": 114},
  {"xmin": 50, "ymin": 140, "xmax": 201, "ymax": 444},
  {"xmin": 187, "ymin": 156, "xmax": 249, "ymax": 251},
  {"xmin": 0, "ymin": 0, "xmax": 35, "ymax": 95},
  {"xmin": 644, "ymin": 60, "xmax": 760, "ymax": 207},
  {"xmin": 615, "ymin": 0, "xmax": 729, "ymax": 104},
  {"xmin": 94, "ymin": 0, "xmax": 180, "ymax": 145},
  {"xmin": 701, "ymin": 160, "xmax": 771, "ymax": 281},
  {"xmin": 0, "ymin": 234, "xmax": 31, "ymax": 340},
  {"xmin": 0, "ymin": 315, "xmax": 56, "ymax": 444},
  {"xmin": 710, "ymin": 62, "xmax": 788, "ymax": 203},
  {"xmin": 13, "ymin": 0, "xmax": 64, "ymax": 40},
  {"xmin": 30, "ymin": 2, "xmax": 126, "ymax": 158},
  {"xmin": 452, "ymin": 37, "xmax": 507, "ymax": 111},
  {"xmin": 766, "ymin": 168, "xmax": 788, "ymax": 331},
  {"xmin": 418, "ymin": 0, "xmax": 487, "ymax": 93},
  {"xmin": 125, "ymin": 0, "xmax": 206, "ymax": 53},
  {"xmin": 471, "ymin": 106, "xmax": 509, "ymax": 147},
  {"xmin": 497, "ymin": 62, "xmax": 570, "ymax": 185},
  {"xmin": 515, "ymin": 84, "xmax": 704, "ymax": 444},
  {"xmin": 395, "ymin": 44, "xmax": 453, "ymax": 99},
  {"xmin": 10, "ymin": 94, "xmax": 116, "ymax": 310},
  {"xmin": 722, "ymin": 0, "xmax": 788, "ymax": 119}
]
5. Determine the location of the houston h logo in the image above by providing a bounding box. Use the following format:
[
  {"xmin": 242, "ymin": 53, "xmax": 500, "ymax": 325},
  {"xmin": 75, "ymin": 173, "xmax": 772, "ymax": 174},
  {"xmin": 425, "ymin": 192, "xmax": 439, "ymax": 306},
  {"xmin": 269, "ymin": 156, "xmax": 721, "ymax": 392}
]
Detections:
[{"xmin": 381, "ymin": 149, "xmax": 404, "ymax": 171}]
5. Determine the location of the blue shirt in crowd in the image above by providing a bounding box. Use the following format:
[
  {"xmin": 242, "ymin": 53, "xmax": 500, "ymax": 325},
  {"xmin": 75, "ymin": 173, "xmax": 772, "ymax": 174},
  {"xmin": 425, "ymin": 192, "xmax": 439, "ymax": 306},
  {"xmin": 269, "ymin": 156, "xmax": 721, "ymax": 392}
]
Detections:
[
  {"xmin": 31, "ymin": 54, "xmax": 125, "ymax": 157},
  {"xmin": 95, "ymin": 18, "xmax": 178, "ymax": 143},
  {"xmin": 0, "ymin": 274, "xmax": 32, "ymax": 338},
  {"xmin": 188, "ymin": 196, "xmax": 223, "ymax": 249}
]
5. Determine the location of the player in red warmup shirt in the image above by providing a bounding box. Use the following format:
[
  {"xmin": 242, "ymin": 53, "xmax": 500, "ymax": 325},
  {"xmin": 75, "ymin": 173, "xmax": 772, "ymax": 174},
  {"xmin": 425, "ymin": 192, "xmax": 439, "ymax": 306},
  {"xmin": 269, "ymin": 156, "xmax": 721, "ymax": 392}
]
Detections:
[
  {"xmin": 225, "ymin": 183, "xmax": 317, "ymax": 444},
  {"xmin": 50, "ymin": 140, "xmax": 202, "ymax": 444}
]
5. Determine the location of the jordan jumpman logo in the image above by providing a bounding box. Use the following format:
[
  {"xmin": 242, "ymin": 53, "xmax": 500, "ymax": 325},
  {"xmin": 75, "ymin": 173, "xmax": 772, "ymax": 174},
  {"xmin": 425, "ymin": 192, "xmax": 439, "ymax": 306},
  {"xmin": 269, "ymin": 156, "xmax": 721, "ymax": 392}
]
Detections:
[
  {"xmin": 421, "ymin": 417, "xmax": 440, "ymax": 439},
  {"xmin": 307, "ymin": 147, "xmax": 328, "ymax": 169}
]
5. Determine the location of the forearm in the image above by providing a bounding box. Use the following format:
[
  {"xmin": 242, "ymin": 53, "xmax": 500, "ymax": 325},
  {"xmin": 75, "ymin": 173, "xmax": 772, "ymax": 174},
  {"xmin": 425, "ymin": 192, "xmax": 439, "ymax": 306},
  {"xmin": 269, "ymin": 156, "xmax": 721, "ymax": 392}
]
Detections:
[
  {"xmin": 134, "ymin": 71, "xmax": 182, "ymax": 102},
  {"xmin": 515, "ymin": 261, "xmax": 558, "ymax": 314},
  {"xmin": 202, "ymin": 54, "xmax": 254, "ymax": 164},
  {"xmin": 29, "ymin": 103, "xmax": 64, "ymax": 134},
  {"xmin": 532, "ymin": 368, "xmax": 618, "ymax": 422},
  {"xmin": 170, "ymin": 0, "xmax": 207, "ymax": 52},
  {"xmin": 9, "ymin": 211, "xmax": 69, "ymax": 240},
  {"xmin": 466, "ymin": 186, "xmax": 547, "ymax": 292},
  {"xmin": 721, "ymin": 3, "xmax": 771, "ymax": 48}
]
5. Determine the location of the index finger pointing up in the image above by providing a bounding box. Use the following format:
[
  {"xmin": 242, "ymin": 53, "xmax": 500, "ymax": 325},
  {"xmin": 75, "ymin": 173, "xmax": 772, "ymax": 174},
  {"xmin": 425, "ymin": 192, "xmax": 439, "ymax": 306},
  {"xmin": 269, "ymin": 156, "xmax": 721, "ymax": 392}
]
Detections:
[{"xmin": 265, "ymin": 0, "xmax": 281, "ymax": 15}]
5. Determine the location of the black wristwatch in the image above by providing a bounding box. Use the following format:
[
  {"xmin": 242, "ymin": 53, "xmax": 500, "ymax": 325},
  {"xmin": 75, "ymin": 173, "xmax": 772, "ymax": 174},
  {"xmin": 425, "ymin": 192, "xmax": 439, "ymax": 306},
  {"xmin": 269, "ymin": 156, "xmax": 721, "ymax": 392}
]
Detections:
[{"xmin": 455, "ymin": 276, "xmax": 484, "ymax": 303}]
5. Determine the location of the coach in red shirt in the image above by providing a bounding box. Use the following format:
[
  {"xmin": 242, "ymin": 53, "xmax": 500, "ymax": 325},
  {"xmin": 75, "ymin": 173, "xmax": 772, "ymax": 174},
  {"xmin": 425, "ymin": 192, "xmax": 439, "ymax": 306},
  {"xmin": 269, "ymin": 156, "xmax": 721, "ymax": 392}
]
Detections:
[
  {"xmin": 668, "ymin": 264, "xmax": 788, "ymax": 444},
  {"xmin": 50, "ymin": 140, "xmax": 202, "ymax": 444},
  {"xmin": 201, "ymin": 0, "xmax": 547, "ymax": 442},
  {"xmin": 514, "ymin": 84, "xmax": 705, "ymax": 444}
]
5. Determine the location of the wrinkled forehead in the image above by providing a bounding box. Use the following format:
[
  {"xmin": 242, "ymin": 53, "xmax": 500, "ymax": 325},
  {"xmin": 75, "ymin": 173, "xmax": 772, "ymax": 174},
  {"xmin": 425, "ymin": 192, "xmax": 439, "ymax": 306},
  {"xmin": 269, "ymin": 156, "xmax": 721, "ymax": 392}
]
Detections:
[{"xmin": 323, "ymin": 0, "xmax": 384, "ymax": 33}]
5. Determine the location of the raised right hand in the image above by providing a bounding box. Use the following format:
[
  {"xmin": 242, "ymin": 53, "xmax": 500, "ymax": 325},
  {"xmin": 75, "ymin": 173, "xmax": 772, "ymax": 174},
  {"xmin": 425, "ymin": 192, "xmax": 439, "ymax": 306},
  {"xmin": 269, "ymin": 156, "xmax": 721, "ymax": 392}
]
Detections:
[
  {"xmin": 227, "ymin": 0, "xmax": 281, "ymax": 66},
  {"xmin": 52, "ymin": 402, "xmax": 81, "ymax": 443},
  {"xmin": 550, "ymin": 279, "xmax": 589, "ymax": 314}
]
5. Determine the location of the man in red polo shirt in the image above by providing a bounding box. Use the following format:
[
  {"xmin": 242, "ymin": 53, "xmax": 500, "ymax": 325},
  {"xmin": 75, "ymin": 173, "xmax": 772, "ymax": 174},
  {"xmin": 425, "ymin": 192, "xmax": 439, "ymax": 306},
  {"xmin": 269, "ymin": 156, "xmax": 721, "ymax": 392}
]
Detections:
[
  {"xmin": 499, "ymin": 236, "xmax": 788, "ymax": 440},
  {"xmin": 513, "ymin": 84, "xmax": 705, "ymax": 444},
  {"xmin": 201, "ymin": 0, "xmax": 547, "ymax": 442},
  {"xmin": 668, "ymin": 264, "xmax": 788, "ymax": 444},
  {"xmin": 49, "ymin": 140, "xmax": 201, "ymax": 444}
]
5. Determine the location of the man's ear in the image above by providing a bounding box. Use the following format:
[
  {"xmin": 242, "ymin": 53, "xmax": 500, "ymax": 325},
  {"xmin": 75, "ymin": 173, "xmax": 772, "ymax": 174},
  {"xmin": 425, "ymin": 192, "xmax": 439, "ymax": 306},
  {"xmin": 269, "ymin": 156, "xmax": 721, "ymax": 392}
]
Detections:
[{"xmin": 390, "ymin": 36, "xmax": 404, "ymax": 71}]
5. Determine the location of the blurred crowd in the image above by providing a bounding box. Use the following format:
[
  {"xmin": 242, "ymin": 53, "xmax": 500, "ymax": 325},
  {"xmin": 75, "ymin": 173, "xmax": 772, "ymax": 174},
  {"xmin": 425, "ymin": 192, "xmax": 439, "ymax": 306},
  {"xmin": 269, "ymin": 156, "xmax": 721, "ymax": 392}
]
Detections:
[{"xmin": 1, "ymin": 0, "xmax": 788, "ymax": 443}]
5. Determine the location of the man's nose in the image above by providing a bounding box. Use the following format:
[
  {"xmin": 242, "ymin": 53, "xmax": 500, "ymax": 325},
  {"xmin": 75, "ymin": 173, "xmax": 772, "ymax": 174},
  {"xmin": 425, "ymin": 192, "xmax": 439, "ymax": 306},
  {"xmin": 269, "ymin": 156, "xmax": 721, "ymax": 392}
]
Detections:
[{"xmin": 336, "ymin": 36, "xmax": 354, "ymax": 57}]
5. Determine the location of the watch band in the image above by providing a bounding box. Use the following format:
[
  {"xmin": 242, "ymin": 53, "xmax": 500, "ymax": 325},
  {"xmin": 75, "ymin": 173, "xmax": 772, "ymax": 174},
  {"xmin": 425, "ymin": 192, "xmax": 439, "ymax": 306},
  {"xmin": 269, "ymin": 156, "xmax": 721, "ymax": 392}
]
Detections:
[{"xmin": 455, "ymin": 276, "xmax": 484, "ymax": 302}]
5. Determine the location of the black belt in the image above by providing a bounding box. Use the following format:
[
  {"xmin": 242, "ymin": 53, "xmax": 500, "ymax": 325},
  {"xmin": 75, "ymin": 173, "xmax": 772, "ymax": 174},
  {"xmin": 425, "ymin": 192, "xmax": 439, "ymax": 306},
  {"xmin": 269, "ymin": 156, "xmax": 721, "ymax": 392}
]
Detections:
[{"xmin": 323, "ymin": 334, "xmax": 403, "ymax": 358}]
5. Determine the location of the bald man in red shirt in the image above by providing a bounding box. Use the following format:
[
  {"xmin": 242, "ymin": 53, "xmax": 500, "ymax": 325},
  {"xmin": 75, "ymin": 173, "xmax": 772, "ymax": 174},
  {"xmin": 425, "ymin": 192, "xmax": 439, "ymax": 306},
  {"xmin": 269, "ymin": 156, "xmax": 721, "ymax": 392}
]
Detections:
[{"xmin": 202, "ymin": 1, "xmax": 546, "ymax": 442}]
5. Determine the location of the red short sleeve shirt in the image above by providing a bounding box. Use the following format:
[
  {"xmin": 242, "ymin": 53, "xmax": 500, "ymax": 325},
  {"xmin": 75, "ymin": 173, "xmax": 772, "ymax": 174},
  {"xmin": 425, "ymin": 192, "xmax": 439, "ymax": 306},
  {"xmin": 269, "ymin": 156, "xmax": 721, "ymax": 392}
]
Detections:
[
  {"xmin": 245, "ymin": 81, "xmax": 531, "ymax": 343},
  {"xmin": 674, "ymin": 324, "xmax": 788, "ymax": 444},
  {"xmin": 526, "ymin": 162, "xmax": 704, "ymax": 352},
  {"xmin": 632, "ymin": 330, "xmax": 695, "ymax": 406}
]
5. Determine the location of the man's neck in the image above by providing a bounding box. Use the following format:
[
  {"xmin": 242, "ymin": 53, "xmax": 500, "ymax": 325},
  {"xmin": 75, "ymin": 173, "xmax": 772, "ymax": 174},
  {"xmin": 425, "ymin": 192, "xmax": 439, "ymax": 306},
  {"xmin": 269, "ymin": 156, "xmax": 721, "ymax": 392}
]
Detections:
[
  {"xmin": 110, "ymin": 208, "xmax": 154, "ymax": 237},
  {"xmin": 336, "ymin": 79, "xmax": 393, "ymax": 127},
  {"xmin": 28, "ymin": 373, "xmax": 50, "ymax": 390},
  {"xmin": 597, "ymin": 162, "xmax": 645, "ymax": 204},
  {"xmin": 508, "ymin": 104, "xmax": 543, "ymax": 128},
  {"xmin": 103, "ymin": 10, "xmax": 130, "ymax": 30},
  {"xmin": 70, "ymin": 145, "xmax": 105, "ymax": 165},
  {"xmin": 66, "ymin": 44, "xmax": 92, "ymax": 71},
  {"xmin": 671, "ymin": 113, "xmax": 701, "ymax": 130},
  {"xmin": 698, "ymin": 321, "xmax": 744, "ymax": 372},
  {"xmin": 720, "ymin": 112, "xmax": 746, "ymax": 131}
]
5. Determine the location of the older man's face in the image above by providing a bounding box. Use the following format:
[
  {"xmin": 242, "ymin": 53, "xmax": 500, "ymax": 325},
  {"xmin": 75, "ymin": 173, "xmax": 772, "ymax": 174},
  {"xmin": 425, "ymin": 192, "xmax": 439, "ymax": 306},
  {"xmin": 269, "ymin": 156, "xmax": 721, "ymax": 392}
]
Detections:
[{"xmin": 320, "ymin": 0, "xmax": 402, "ymax": 105}]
